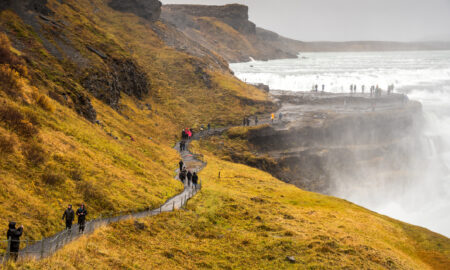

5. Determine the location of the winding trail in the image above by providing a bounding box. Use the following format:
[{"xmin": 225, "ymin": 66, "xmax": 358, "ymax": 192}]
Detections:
[{"xmin": 2, "ymin": 138, "xmax": 204, "ymax": 262}]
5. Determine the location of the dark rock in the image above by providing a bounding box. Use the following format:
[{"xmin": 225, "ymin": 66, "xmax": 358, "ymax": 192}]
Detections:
[
  {"xmin": 86, "ymin": 46, "xmax": 107, "ymax": 59},
  {"xmin": 252, "ymin": 83, "xmax": 270, "ymax": 92},
  {"xmin": 108, "ymin": 0, "xmax": 162, "ymax": 22},
  {"xmin": 1, "ymin": 0, "xmax": 53, "ymax": 15},
  {"xmin": 82, "ymin": 57, "xmax": 150, "ymax": 109},
  {"xmin": 133, "ymin": 220, "xmax": 147, "ymax": 230},
  {"xmin": 285, "ymin": 256, "xmax": 296, "ymax": 263},
  {"xmin": 73, "ymin": 94, "xmax": 97, "ymax": 122},
  {"xmin": 163, "ymin": 4, "xmax": 255, "ymax": 34}
]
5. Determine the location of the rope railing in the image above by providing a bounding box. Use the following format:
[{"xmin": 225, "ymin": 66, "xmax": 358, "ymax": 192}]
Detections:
[{"xmin": 0, "ymin": 139, "xmax": 204, "ymax": 263}]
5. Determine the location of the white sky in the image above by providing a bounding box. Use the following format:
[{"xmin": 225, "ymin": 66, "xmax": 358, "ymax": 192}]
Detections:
[{"xmin": 161, "ymin": 0, "xmax": 450, "ymax": 42}]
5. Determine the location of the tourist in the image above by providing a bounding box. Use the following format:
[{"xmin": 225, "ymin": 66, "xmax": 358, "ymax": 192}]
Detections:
[
  {"xmin": 187, "ymin": 170, "xmax": 193, "ymax": 186},
  {"xmin": 6, "ymin": 222, "xmax": 23, "ymax": 261},
  {"xmin": 192, "ymin": 172, "xmax": 198, "ymax": 189},
  {"xmin": 271, "ymin": 113, "xmax": 275, "ymax": 123},
  {"xmin": 255, "ymin": 116, "xmax": 258, "ymax": 125},
  {"xmin": 179, "ymin": 169, "xmax": 186, "ymax": 184},
  {"xmin": 76, "ymin": 204, "xmax": 87, "ymax": 234},
  {"xmin": 179, "ymin": 160, "xmax": 184, "ymax": 171},
  {"xmin": 207, "ymin": 123, "xmax": 211, "ymax": 131},
  {"xmin": 62, "ymin": 204, "xmax": 75, "ymax": 231},
  {"xmin": 279, "ymin": 113, "xmax": 283, "ymax": 121}
]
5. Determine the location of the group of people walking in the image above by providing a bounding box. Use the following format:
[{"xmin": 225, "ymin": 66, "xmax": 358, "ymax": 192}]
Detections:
[
  {"xmin": 62, "ymin": 204, "xmax": 88, "ymax": 234},
  {"xmin": 178, "ymin": 160, "xmax": 199, "ymax": 188},
  {"xmin": 5, "ymin": 204, "xmax": 87, "ymax": 261},
  {"xmin": 181, "ymin": 128, "xmax": 193, "ymax": 140}
]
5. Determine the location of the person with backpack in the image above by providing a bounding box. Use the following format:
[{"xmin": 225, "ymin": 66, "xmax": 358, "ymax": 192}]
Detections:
[
  {"xmin": 192, "ymin": 172, "xmax": 198, "ymax": 189},
  {"xmin": 6, "ymin": 221, "xmax": 23, "ymax": 261},
  {"xmin": 179, "ymin": 160, "xmax": 184, "ymax": 171},
  {"xmin": 179, "ymin": 169, "xmax": 186, "ymax": 184},
  {"xmin": 62, "ymin": 204, "xmax": 75, "ymax": 230},
  {"xmin": 187, "ymin": 170, "xmax": 193, "ymax": 186},
  {"xmin": 76, "ymin": 204, "xmax": 87, "ymax": 234}
]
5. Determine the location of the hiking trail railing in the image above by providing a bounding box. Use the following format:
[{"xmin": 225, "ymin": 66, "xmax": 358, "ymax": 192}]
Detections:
[{"xmin": 0, "ymin": 138, "xmax": 204, "ymax": 263}]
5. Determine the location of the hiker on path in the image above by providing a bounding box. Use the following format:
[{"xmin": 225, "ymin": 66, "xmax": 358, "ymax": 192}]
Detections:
[
  {"xmin": 246, "ymin": 118, "xmax": 251, "ymax": 126},
  {"xmin": 76, "ymin": 204, "xmax": 87, "ymax": 234},
  {"xmin": 62, "ymin": 204, "xmax": 75, "ymax": 230},
  {"xmin": 179, "ymin": 169, "xmax": 186, "ymax": 184},
  {"xmin": 187, "ymin": 170, "xmax": 193, "ymax": 186},
  {"xmin": 179, "ymin": 160, "xmax": 184, "ymax": 171},
  {"xmin": 6, "ymin": 221, "xmax": 23, "ymax": 261},
  {"xmin": 271, "ymin": 113, "xmax": 275, "ymax": 123},
  {"xmin": 207, "ymin": 123, "xmax": 211, "ymax": 131},
  {"xmin": 255, "ymin": 116, "xmax": 258, "ymax": 125},
  {"xmin": 180, "ymin": 141, "xmax": 186, "ymax": 151},
  {"xmin": 192, "ymin": 172, "xmax": 198, "ymax": 188},
  {"xmin": 181, "ymin": 130, "xmax": 186, "ymax": 140}
]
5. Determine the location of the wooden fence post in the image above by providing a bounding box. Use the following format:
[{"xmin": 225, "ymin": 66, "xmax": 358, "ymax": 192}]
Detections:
[
  {"xmin": 40, "ymin": 239, "xmax": 44, "ymax": 259},
  {"xmin": 6, "ymin": 237, "xmax": 11, "ymax": 261}
]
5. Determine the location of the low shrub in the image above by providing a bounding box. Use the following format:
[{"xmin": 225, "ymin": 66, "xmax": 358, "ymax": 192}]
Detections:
[
  {"xmin": 22, "ymin": 140, "xmax": 46, "ymax": 165},
  {"xmin": 76, "ymin": 181, "xmax": 114, "ymax": 210},
  {"xmin": 36, "ymin": 94, "xmax": 54, "ymax": 112},
  {"xmin": 0, "ymin": 103, "xmax": 39, "ymax": 138},
  {"xmin": 0, "ymin": 129, "xmax": 17, "ymax": 153},
  {"xmin": 0, "ymin": 33, "xmax": 27, "ymax": 76},
  {"xmin": 42, "ymin": 162, "xmax": 66, "ymax": 185},
  {"xmin": 0, "ymin": 64, "xmax": 22, "ymax": 98}
]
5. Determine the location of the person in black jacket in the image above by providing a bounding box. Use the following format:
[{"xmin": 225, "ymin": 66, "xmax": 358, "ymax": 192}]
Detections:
[
  {"xmin": 76, "ymin": 204, "xmax": 88, "ymax": 234},
  {"xmin": 179, "ymin": 160, "xmax": 184, "ymax": 171},
  {"xmin": 179, "ymin": 169, "xmax": 186, "ymax": 184},
  {"xmin": 62, "ymin": 204, "xmax": 75, "ymax": 230},
  {"xmin": 7, "ymin": 221, "xmax": 23, "ymax": 261},
  {"xmin": 192, "ymin": 172, "xmax": 198, "ymax": 188},
  {"xmin": 187, "ymin": 170, "xmax": 193, "ymax": 186}
]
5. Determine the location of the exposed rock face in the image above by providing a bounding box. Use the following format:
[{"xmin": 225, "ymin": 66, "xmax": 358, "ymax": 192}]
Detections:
[
  {"xmin": 161, "ymin": 4, "xmax": 299, "ymax": 62},
  {"xmin": 0, "ymin": 0, "xmax": 53, "ymax": 15},
  {"xmin": 163, "ymin": 4, "xmax": 255, "ymax": 34},
  {"xmin": 108, "ymin": 0, "xmax": 162, "ymax": 22},
  {"xmin": 221, "ymin": 93, "xmax": 425, "ymax": 193},
  {"xmin": 82, "ymin": 58, "xmax": 150, "ymax": 110}
]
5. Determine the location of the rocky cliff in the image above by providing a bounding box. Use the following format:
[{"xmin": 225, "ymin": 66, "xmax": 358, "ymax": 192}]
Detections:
[
  {"xmin": 161, "ymin": 4, "xmax": 300, "ymax": 62},
  {"xmin": 108, "ymin": 0, "xmax": 162, "ymax": 22}
]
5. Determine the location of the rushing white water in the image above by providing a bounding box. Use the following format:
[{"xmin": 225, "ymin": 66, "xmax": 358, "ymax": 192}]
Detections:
[{"xmin": 231, "ymin": 51, "xmax": 450, "ymax": 237}]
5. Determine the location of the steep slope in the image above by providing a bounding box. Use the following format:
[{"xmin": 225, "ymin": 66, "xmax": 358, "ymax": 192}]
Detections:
[
  {"xmin": 0, "ymin": 0, "xmax": 273, "ymax": 243},
  {"xmin": 20, "ymin": 146, "xmax": 450, "ymax": 269}
]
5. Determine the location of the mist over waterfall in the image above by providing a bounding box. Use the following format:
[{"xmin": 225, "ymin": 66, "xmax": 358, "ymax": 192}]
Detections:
[{"xmin": 230, "ymin": 51, "xmax": 450, "ymax": 237}]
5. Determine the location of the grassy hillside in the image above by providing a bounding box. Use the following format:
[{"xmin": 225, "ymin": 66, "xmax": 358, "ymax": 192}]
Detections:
[
  {"xmin": 0, "ymin": 0, "xmax": 273, "ymax": 243},
  {"xmin": 16, "ymin": 142, "xmax": 450, "ymax": 269}
]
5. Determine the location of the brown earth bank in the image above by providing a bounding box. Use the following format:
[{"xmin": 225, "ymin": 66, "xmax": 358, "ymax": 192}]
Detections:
[{"xmin": 201, "ymin": 91, "xmax": 427, "ymax": 193}]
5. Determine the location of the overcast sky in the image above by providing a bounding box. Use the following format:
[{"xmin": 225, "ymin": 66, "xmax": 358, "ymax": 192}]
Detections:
[{"xmin": 162, "ymin": 0, "xmax": 450, "ymax": 42}]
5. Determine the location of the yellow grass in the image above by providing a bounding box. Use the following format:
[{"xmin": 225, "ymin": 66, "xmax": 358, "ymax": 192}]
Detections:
[{"xmin": 15, "ymin": 142, "xmax": 450, "ymax": 269}]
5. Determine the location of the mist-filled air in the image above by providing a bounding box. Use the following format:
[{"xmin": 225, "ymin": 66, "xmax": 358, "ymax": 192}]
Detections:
[{"xmin": 231, "ymin": 51, "xmax": 450, "ymax": 236}]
